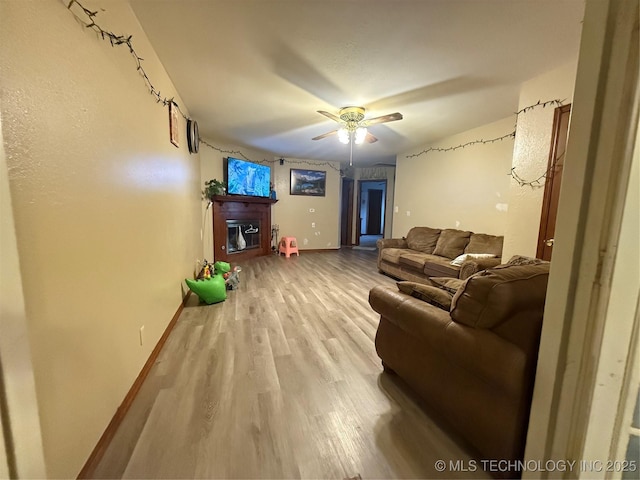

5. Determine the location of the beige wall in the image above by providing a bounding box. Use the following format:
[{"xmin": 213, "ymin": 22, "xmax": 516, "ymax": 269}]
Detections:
[
  {"xmin": 394, "ymin": 116, "xmax": 515, "ymax": 239},
  {"xmin": 1, "ymin": 1, "xmax": 200, "ymax": 477},
  {"xmin": 502, "ymin": 61, "xmax": 578, "ymax": 260},
  {"xmin": 0, "ymin": 108, "xmax": 46, "ymax": 477},
  {"xmin": 272, "ymin": 159, "xmax": 341, "ymax": 250}
]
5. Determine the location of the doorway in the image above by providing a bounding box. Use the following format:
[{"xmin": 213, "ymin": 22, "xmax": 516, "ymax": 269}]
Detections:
[{"xmin": 357, "ymin": 180, "xmax": 386, "ymax": 247}]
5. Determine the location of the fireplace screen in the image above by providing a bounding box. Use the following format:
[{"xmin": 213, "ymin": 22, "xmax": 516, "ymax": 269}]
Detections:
[{"xmin": 226, "ymin": 220, "xmax": 260, "ymax": 254}]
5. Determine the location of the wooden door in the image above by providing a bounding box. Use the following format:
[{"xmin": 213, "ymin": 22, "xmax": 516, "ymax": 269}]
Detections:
[
  {"xmin": 340, "ymin": 178, "xmax": 354, "ymax": 246},
  {"xmin": 537, "ymin": 104, "xmax": 571, "ymax": 260},
  {"xmin": 366, "ymin": 189, "xmax": 383, "ymax": 235}
]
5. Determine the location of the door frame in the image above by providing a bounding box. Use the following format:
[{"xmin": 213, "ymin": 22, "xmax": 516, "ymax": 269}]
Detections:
[{"xmin": 524, "ymin": 0, "xmax": 639, "ymax": 468}]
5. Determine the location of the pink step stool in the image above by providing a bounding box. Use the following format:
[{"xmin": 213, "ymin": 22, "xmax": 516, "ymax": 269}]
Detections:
[{"xmin": 278, "ymin": 236, "xmax": 299, "ymax": 258}]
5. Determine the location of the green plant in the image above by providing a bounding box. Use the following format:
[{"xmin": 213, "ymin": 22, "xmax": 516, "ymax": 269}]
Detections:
[{"xmin": 202, "ymin": 179, "xmax": 226, "ymax": 199}]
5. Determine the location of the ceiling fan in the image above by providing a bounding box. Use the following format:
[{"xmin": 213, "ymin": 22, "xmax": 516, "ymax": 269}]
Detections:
[{"xmin": 312, "ymin": 106, "xmax": 403, "ymax": 145}]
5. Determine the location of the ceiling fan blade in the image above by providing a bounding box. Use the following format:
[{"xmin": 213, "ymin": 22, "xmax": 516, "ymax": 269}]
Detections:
[
  {"xmin": 312, "ymin": 130, "xmax": 338, "ymax": 141},
  {"xmin": 317, "ymin": 110, "xmax": 342, "ymax": 123},
  {"xmin": 365, "ymin": 132, "xmax": 378, "ymax": 143},
  {"xmin": 364, "ymin": 112, "xmax": 403, "ymax": 126}
]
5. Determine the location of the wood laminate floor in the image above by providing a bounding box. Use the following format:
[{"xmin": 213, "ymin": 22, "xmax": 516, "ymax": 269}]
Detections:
[{"xmin": 92, "ymin": 249, "xmax": 488, "ymax": 479}]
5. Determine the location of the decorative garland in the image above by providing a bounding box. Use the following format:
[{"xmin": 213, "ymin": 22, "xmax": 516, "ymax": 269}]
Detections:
[
  {"xmin": 509, "ymin": 150, "xmax": 564, "ymax": 188},
  {"xmin": 198, "ymin": 139, "xmax": 252, "ymax": 161},
  {"xmin": 66, "ymin": 0, "xmax": 181, "ymax": 113},
  {"xmin": 405, "ymin": 131, "xmax": 516, "ymax": 157},
  {"xmin": 65, "ymin": 0, "xmax": 262, "ymax": 164},
  {"xmin": 406, "ymin": 98, "xmax": 565, "ymax": 188}
]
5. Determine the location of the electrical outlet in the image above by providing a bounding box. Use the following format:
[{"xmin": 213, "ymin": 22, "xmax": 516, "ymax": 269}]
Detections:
[
  {"xmin": 406, "ymin": 210, "xmax": 411, "ymax": 216},
  {"xmin": 311, "ymin": 222, "xmax": 316, "ymax": 228},
  {"xmin": 139, "ymin": 325, "xmax": 144, "ymax": 346},
  {"xmin": 394, "ymin": 206, "xmax": 399, "ymax": 213}
]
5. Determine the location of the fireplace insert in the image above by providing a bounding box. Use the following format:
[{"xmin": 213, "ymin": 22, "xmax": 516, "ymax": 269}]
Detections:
[{"xmin": 226, "ymin": 220, "xmax": 260, "ymax": 254}]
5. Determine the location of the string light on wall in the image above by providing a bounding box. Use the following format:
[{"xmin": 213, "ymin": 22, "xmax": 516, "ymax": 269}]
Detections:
[
  {"xmin": 269, "ymin": 158, "xmax": 342, "ymax": 173},
  {"xmin": 405, "ymin": 98, "xmax": 565, "ymax": 188},
  {"xmin": 64, "ymin": 0, "xmax": 267, "ymax": 165},
  {"xmin": 509, "ymin": 151, "xmax": 564, "ymax": 188},
  {"xmin": 405, "ymin": 131, "xmax": 516, "ymax": 158}
]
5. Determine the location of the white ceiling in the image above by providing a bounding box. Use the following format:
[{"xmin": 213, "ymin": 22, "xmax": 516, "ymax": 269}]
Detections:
[{"xmin": 129, "ymin": 0, "xmax": 584, "ymax": 165}]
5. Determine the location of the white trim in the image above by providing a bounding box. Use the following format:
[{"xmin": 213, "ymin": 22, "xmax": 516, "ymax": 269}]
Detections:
[{"xmin": 524, "ymin": 0, "xmax": 640, "ymax": 477}]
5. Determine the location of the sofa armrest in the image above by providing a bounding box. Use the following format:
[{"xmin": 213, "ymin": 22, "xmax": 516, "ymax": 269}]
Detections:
[
  {"xmin": 459, "ymin": 257, "xmax": 502, "ymax": 279},
  {"xmin": 369, "ymin": 285, "xmax": 453, "ymax": 343},
  {"xmin": 376, "ymin": 237, "xmax": 408, "ymax": 249}
]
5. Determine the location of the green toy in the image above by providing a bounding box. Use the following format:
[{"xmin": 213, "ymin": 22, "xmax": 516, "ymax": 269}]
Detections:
[
  {"xmin": 213, "ymin": 261, "xmax": 231, "ymax": 274},
  {"xmin": 185, "ymin": 274, "xmax": 227, "ymax": 304}
]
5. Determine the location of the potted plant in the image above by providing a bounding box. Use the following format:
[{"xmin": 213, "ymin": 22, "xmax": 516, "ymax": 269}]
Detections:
[{"xmin": 202, "ymin": 179, "xmax": 226, "ymax": 199}]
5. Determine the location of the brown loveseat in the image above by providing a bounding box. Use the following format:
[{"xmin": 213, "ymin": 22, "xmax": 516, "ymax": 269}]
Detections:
[
  {"xmin": 369, "ymin": 261, "xmax": 549, "ymax": 472},
  {"xmin": 377, "ymin": 227, "xmax": 503, "ymax": 284}
]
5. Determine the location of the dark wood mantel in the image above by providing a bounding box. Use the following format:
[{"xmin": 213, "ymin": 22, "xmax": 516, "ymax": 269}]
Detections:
[
  {"xmin": 211, "ymin": 194, "xmax": 278, "ymax": 206},
  {"xmin": 211, "ymin": 195, "xmax": 277, "ymax": 263}
]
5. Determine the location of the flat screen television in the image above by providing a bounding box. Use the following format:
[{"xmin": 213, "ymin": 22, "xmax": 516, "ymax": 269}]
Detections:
[{"xmin": 225, "ymin": 157, "xmax": 271, "ymax": 198}]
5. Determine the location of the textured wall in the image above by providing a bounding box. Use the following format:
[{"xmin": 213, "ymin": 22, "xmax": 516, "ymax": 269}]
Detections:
[
  {"xmin": 272, "ymin": 159, "xmax": 341, "ymax": 250},
  {"xmin": 0, "ymin": 1, "xmax": 200, "ymax": 476},
  {"xmin": 502, "ymin": 61, "xmax": 578, "ymax": 260},
  {"xmin": 394, "ymin": 116, "xmax": 515, "ymax": 239},
  {"xmin": 0, "ymin": 109, "xmax": 46, "ymax": 477}
]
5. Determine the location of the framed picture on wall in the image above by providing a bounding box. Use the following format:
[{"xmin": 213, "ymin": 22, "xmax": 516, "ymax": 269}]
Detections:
[
  {"xmin": 169, "ymin": 102, "xmax": 179, "ymax": 147},
  {"xmin": 290, "ymin": 169, "xmax": 326, "ymax": 196}
]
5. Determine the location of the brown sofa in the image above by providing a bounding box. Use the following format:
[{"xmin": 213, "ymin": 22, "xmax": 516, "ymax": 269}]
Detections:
[
  {"xmin": 368, "ymin": 261, "xmax": 549, "ymax": 471},
  {"xmin": 377, "ymin": 227, "xmax": 503, "ymax": 284}
]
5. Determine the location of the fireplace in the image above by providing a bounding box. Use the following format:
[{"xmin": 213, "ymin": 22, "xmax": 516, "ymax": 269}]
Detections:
[
  {"xmin": 226, "ymin": 220, "xmax": 261, "ymax": 254},
  {"xmin": 211, "ymin": 195, "xmax": 277, "ymax": 262}
]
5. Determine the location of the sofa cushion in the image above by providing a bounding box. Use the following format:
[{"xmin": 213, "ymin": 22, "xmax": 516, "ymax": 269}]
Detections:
[
  {"xmin": 381, "ymin": 247, "xmax": 408, "ymax": 265},
  {"xmin": 450, "ymin": 263, "xmax": 550, "ymax": 329},
  {"xmin": 506, "ymin": 255, "xmax": 545, "ymax": 266},
  {"xmin": 423, "ymin": 256, "xmax": 461, "ymax": 278},
  {"xmin": 450, "ymin": 253, "xmax": 498, "ymax": 266},
  {"xmin": 398, "ymin": 252, "xmax": 432, "ymax": 271},
  {"xmin": 397, "ymin": 281, "xmax": 453, "ymax": 310},
  {"xmin": 432, "ymin": 229, "xmax": 471, "ymax": 259},
  {"xmin": 429, "ymin": 277, "xmax": 465, "ymax": 295},
  {"xmin": 406, "ymin": 227, "xmax": 441, "ymax": 254},
  {"xmin": 464, "ymin": 233, "xmax": 504, "ymax": 257}
]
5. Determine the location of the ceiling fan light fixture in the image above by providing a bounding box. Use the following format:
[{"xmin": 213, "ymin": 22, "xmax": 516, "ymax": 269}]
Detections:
[
  {"xmin": 338, "ymin": 128, "xmax": 350, "ymax": 144},
  {"xmin": 354, "ymin": 127, "xmax": 367, "ymax": 144},
  {"xmin": 339, "ymin": 106, "xmax": 366, "ymax": 123}
]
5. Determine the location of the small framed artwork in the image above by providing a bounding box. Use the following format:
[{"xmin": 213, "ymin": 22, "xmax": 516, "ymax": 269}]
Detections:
[
  {"xmin": 290, "ymin": 168, "xmax": 326, "ymax": 196},
  {"xmin": 169, "ymin": 102, "xmax": 179, "ymax": 147}
]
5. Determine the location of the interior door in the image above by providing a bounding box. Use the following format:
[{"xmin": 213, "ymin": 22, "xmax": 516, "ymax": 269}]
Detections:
[
  {"xmin": 537, "ymin": 104, "xmax": 571, "ymax": 260},
  {"xmin": 340, "ymin": 177, "xmax": 354, "ymax": 246},
  {"xmin": 366, "ymin": 189, "xmax": 383, "ymax": 235}
]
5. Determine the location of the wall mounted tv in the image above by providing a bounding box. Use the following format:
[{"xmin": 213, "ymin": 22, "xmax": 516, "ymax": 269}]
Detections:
[{"xmin": 225, "ymin": 157, "xmax": 271, "ymax": 198}]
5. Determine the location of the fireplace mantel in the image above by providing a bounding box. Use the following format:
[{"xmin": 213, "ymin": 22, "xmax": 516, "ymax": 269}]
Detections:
[
  {"xmin": 211, "ymin": 195, "xmax": 278, "ymax": 205},
  {"xmin": 211, "ymin": 195, "xmax": 276, "ymax": 263}
]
